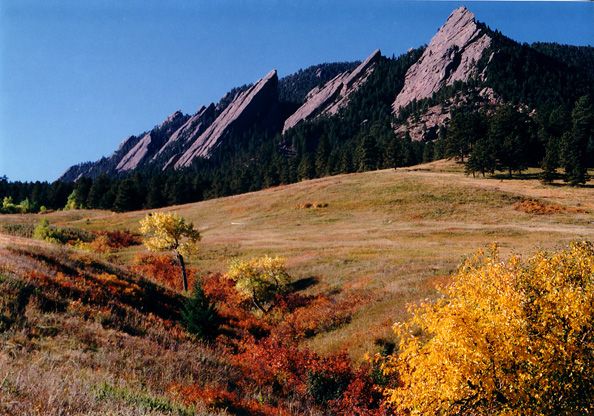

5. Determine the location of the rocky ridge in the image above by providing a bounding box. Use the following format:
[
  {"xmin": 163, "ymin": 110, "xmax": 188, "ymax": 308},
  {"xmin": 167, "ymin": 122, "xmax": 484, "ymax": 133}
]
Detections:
[
  {"xmin": 395, "ymin": 87, "xmax": 501, "ymax": 141},
  {"xmin": 154, "ymin": 104, "xmax": 216, "ymax": 169},
  {"xmin": 282, "ymin": 50, "xmax": 381, "ymax": 133},
  {"xmin": 392, "ymin": 7, "xmax": 491, "ymax": 113},
  {"xmin": 116, "ymin": 111, "xmax": 189, "ymax": 172},
  {"xmin": 174, "ymin": 69, "xmax": 279, "ymax": 168}
]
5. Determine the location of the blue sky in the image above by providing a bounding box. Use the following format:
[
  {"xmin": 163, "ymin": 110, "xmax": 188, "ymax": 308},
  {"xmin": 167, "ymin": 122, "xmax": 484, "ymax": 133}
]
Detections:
[{"xmin": 1, "ymin": 0, "xmax": 593, "ymax": 182}]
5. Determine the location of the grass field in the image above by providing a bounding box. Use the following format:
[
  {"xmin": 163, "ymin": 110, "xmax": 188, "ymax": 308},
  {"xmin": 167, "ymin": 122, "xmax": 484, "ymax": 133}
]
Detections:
[{"xmin": 2, "ymin": 161, "xmax": 592, "ymax": 359}]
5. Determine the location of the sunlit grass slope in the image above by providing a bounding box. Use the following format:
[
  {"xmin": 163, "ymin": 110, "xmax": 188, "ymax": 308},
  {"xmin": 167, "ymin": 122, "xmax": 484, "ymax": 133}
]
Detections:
[{"xmin": 2, "ymin": 161, "xmax": 593, "ymax": 358}]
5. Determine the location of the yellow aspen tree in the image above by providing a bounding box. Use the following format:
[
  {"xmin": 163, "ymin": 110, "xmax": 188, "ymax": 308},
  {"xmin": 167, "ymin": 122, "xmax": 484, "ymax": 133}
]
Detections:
[
  {"xmin": 380, "ymin": 242, "xmax": 594, "ymax": 415},
  {"xmin": 139, "ymin": 212, "xmax": 200, "ymax": 291},
  {"xmin": 227, "ymin": 255, "xmax": 291, "ymax": 313}
]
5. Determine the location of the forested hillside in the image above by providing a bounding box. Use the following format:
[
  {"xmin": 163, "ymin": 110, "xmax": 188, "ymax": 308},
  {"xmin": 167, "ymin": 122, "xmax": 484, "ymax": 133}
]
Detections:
[{"xmin": 2, "ymin": 8, "xmax": 594, "ymax": 213}]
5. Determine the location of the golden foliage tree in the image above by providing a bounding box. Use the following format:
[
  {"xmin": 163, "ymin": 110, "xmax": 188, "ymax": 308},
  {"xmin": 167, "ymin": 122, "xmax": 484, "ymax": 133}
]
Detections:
[
  {"xmin": 227, "ymin": 255, "xmax": 291, "ymax": 313},
  {"xmin": 381, "ymin": 242, "xmax": 594, "ymax": 415},
  {"xmin": 139, "ymin": 212, "xmax": 200, "ymax": 291}
]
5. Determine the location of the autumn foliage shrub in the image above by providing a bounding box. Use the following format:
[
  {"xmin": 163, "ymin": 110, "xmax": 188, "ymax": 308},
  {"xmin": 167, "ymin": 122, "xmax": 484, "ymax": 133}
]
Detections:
[
  {"xmin": 94, "ymin": 229, "xmax": 141, "ymax": 248},
  {"xmin": 132, "ymin": 253, "xmax": 196, "ymax": 292},
  {"xmin": 194, "ymin": 269, "xmax": 384, "ymax": 415},
  {"xmin": 227, "ymin": 255, "xmax": 291, "ymax": 313},
  {"xmin": 381, "ymin": 242, "xmax": 594, "ymax": 415}
]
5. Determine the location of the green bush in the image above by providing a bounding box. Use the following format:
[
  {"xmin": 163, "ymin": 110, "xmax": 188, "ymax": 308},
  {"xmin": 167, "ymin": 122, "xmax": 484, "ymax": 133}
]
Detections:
[{"xmin": 32, "ymin": 219, "xmax": 95, "ymax": 245}]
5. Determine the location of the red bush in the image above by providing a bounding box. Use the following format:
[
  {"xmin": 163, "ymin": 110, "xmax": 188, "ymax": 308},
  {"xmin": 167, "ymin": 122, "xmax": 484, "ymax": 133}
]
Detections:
[
  {"xmin": 132, "ymin": 253, "xmax": 196, "ymax": 292},
  {"xmin": 94, "ymin": 229, "xmax": 141, "ymax": 249}
]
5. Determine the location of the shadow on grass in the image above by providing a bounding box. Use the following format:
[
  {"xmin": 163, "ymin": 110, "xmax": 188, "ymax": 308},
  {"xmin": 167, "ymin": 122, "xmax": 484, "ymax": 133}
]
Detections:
[
  {"xmin": 490, "ymin": 172, "xmax": 542, "ymax": 180},
  {"xmin": 547, "ymin": 182, "xmax": 594, "ymax": 189},
  {"xmin": 486, "ymin": 172, "xmax": 594, "ymax": 188},
  {"xmin": 290, "ymin": 276, "xmax": 318, "ymax": 292}
]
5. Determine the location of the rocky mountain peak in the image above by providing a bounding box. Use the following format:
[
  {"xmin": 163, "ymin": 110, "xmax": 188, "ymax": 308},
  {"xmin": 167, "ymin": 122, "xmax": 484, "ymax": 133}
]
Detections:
[
  {"xmin": 282, "ymin": 49, "xmax": 381, "ymax": 133},
  {"xmin": 162, "ymin": 110, "xmax": 186, "ymax": 126},
  {"xmin": 392, "ymin": 6, "xmax": 491, "ymax": 113},
  {"xmin": 174, "ymin": 69, "xmax": 279, "ymax": 168},
  {"xmin": 115, "ymin": 111, "xmax": 190, "ymax": 172}
]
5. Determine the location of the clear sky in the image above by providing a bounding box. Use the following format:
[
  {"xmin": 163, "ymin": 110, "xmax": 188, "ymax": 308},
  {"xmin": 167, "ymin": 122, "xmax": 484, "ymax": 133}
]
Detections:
[{"xmin": 1, "ymin": 0, "xmax": 593, "ymax": 182}]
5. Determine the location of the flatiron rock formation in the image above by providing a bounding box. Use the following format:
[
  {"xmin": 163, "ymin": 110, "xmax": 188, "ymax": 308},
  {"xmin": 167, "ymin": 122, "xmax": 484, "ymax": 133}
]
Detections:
[
  {"xmin": 116, "ymin": 111, "xmax": 189, "ymax": 172},
  {"xmin": 392, "ymin": 7, "xmax": 491, "ymax": 113},
  {"xmin": 282, "ymin": 49, "xmax": 381, "ymax": 133},
  {"xmin": 174, "ymin": 69, "xmax": 279, "ymax": 168},
  {"xmin": 153, "ymin": 104, "xmax": 216, "ymax": 169}
]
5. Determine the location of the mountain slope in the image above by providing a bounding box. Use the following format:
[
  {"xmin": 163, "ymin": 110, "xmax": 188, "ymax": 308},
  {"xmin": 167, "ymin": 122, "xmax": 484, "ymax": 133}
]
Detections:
[{"xmin": 54, "ymin": 6, "xmax": 594, "ymax": 206}]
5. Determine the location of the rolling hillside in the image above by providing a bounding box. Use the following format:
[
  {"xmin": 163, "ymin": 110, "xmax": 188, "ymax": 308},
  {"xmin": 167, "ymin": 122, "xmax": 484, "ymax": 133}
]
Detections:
[{"xmin": 3, "ymin": 162, "xmax": 592, "ymax": 358}]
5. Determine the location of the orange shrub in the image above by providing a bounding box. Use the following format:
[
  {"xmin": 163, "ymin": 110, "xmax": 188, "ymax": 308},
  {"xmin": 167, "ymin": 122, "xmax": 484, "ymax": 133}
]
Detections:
[{"xmin": 132, "ymin": 253, "xmax": 196, "ymax": 292}]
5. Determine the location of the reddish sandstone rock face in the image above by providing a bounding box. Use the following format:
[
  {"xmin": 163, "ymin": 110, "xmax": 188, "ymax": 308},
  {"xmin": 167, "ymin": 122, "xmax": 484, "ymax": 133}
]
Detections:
[
  {"xmin": 174, "ymin": 70, "xmax": 279, "ymax": 168},
  {"xmin": 282, "ymin": 49, "xmax": 381, "ymax": 133},
  {"xmin": 392, "ymin": 7, "xmax": 491, "ymax": 114}
]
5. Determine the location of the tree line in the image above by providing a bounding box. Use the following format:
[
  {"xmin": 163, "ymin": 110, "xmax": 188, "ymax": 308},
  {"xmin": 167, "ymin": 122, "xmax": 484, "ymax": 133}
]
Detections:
[{"xmin": 440, "ymin": 95, "xmax": 593, "ymax": 184}]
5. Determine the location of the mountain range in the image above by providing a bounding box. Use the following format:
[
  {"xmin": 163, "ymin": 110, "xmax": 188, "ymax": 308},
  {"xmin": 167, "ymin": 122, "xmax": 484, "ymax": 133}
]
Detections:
[{"xmin": 60, "ymin": 7, "xmax": 594, "ymax": 184}]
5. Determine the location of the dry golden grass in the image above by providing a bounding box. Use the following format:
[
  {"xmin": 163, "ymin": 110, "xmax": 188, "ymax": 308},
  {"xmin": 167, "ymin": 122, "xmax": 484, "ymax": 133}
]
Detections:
[{"xmin": 1, "ymin": 162, "xmax": 593, "ymax": 358}]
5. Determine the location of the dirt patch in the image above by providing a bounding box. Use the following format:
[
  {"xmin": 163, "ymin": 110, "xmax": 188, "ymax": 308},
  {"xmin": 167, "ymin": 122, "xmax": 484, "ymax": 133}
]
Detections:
[{"xmin": 514, "ymin": 199, "xmax": 589, "ymax": 215}]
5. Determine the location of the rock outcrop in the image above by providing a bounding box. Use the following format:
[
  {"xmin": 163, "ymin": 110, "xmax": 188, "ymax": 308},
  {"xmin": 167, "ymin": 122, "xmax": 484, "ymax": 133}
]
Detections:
[
  {"xmin": 174, "ymin": 69, "xmax": 279, "ymax": 169},
  {"xmin": 153, "ymin": 104, "xmax": 216, "ymax": 169},
  {"xmin": 392, "ymin": 7, "xmax": 491, "ymax": 113},
  {"xmin": 116, "ymin": 111, "xmax": 188, "ymax": 172},
  {"xmin": 395, "ymin": 87, "xmax": 502, "ymax": 141},
  {"xmin": 282, "ymin": 50, "xmax": 381, "ymax": 133}
]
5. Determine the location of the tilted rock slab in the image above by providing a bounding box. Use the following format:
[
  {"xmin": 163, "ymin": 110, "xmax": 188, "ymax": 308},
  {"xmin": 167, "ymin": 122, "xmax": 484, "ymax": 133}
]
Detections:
[
  {"xmin": 282, "ymin": 49, "xmax": 381, "ymax": 133},
  {"xmin": 392, "ymin": 7, "xmax": 491, "ymax": 114},
  {"xmin": 116, "ymin": 110, "xmax": 189, "ymax": 172},
  {"xmin": 153, "ymin": 103, "xmax": 216, "ymax": 169},
  {"xmin": 175, "ymin": 69, "xmax": 278, "ymax": 169}
]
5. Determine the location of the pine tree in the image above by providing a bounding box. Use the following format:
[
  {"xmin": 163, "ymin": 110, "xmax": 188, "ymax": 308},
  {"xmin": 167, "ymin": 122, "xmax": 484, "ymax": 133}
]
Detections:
[
  {"xmin": 298, "ymin": 154, "xmax": 315, "ymax": 180},
  {"xmin": 315, "ymin": 135, "xmax": 330, "ymax": 177},
  {"xmin": 338, "ymin": 147, "xmax": 354, "ymax": 173},
  {"xmin": 181, "ymin": 279, "xmax": 219, "ymax": 339},
  {"xmin": 490, "ymin": 106, "xmax": 530, "ymax": 177},
  {"xmin": 541, "ymin": 136, "xmax": 560, "ymax": 183},
  {"xmin": 355, "ymin": 134, "xmax": 378, "ymax": 172},
  {"xmin": 113, "ymin": 178, "xmax": 138, "ymax": 212},
  {"xmin": 87, "ymin": 174, "xmax": 111, "ymax": 209},
  {"xmin": 466, "ymin": 138, "xmax": 496, "ymax": 177},
  {"xmin": 146, "ymin": 176, "xmax": 166, "ymax": 208},
  {"xmin": 563, "ymin": 95, "xmax": 593, "ymax": 185},
  {"xmin": 422, "ymin": 141, "xmax": 435, "ymax": 163}
]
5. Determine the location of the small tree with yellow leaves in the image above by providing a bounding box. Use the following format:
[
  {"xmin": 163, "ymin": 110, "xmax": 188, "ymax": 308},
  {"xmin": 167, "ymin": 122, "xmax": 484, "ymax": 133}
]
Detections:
[
  {"xmin": 227, "ymin": 255, "xmax": 291, "ymax": 313},
  {"xmin": 380, "ymin": 242, "xmax": 594, "ymax": 415},
  {"xmin": 139, "ymin": 212, "xmax": 200, "ymax": 291}
]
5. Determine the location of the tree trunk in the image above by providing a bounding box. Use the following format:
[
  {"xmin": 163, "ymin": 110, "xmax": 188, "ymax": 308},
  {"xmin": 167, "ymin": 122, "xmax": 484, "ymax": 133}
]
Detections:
[
  {"xmin": 251, "ymin": 288, "xmax": 268, "ymax": 314},
  {"xmin": 176, "ymin": 252, "xmax": 188, "ymax": 292}
]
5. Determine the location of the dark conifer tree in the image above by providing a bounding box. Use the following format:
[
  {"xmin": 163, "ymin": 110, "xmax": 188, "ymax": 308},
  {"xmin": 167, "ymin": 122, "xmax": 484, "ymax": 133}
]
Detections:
[
  {"xmin": 298, "ymin": 154, "xmax": 315, "ymax": 180},
  {"xmin": 315, "ymin": 135, "xmax": 330, "ymax": 177},
  {"xmin": 181, "ymin": 279, "xmax": 219, "ymax": 340},
  {"xmin": 113, "ymin": 178, "xmax": 139, "ymax": 212},
  {"xmin": 355, "ymin": 134, "xmax": 378, "ymax": 172},
  {"xmin": 562, "ymin": 95, "xmax": 593, "ymax": 185}
]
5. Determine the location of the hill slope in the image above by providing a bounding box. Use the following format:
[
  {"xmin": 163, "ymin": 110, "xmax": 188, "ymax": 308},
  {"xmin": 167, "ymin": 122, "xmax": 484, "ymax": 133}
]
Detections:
[
  {"xmin": 7, "ymin": 163, "xmax": 593, "ymax": 356},
  {"xmin": 1, "ymin": 163, "xmax": 593, "ymax": 414}
]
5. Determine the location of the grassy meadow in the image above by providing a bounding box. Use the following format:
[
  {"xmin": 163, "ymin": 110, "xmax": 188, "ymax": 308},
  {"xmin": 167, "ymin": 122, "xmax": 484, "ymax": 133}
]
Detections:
[
  {"xmin": 1, "ymin": 161, "xmax": 593, "ymax": 414},
  {"xmin": 2, "ymin": 161, "xmax": 592, "ymax": 360}
]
